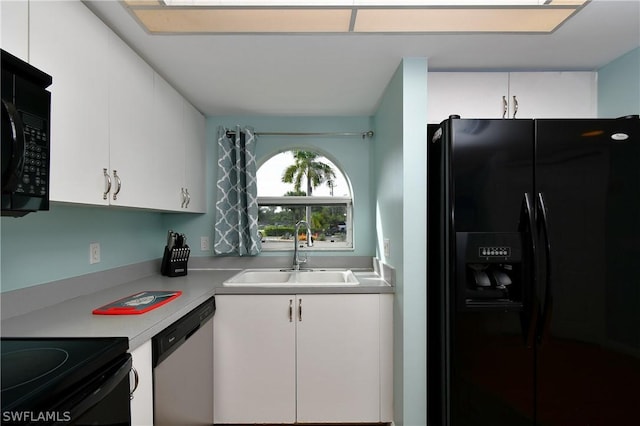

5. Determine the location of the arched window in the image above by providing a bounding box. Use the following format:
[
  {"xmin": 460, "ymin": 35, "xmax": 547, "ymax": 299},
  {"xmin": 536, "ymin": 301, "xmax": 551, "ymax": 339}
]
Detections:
[{"xmin": 257, "ymin": 150, "xmax": 353, "ymax": 251}]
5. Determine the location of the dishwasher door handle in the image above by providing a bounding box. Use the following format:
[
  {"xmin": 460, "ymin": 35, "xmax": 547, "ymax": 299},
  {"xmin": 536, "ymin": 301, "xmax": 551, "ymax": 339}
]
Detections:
[{"xmin": 185, "ymin": 324, "xmax": 201, "ymax": 341}]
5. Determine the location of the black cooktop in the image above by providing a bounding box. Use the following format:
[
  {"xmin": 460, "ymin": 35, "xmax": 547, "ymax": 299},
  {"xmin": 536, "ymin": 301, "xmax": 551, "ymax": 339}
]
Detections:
[{"xmin": 1, "ymin": 337, "xmax": 129, "ymax": 413}]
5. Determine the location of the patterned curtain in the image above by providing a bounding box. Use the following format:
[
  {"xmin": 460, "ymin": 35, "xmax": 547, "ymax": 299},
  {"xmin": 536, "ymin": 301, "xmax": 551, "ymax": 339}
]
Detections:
[{"xmin": 214, "ymin": 126, "xmax": 262, "ymax": 256}]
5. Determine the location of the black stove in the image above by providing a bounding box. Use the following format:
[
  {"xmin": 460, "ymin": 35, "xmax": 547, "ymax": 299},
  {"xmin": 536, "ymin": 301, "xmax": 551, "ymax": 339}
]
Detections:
[{"xmin": 1, "ymin": 337, "xmax": 131, "ymax": 425}]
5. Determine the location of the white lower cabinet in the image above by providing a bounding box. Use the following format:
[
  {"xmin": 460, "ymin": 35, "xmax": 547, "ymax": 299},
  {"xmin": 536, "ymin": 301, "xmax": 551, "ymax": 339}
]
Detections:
[
  {"xmin": 214, "ymin": 295, "xmax": 296, "ymax": 424},
  {"xmin": 213, "ymin": 294, "xmax": 393, "ymax": 424},
  {"xmin": 129, "ymin": 340, "xmax": 153, "ymax": 426},
  {"xmin": 296, "ymin": 294, "xmax": 380, "ymax": 423}
]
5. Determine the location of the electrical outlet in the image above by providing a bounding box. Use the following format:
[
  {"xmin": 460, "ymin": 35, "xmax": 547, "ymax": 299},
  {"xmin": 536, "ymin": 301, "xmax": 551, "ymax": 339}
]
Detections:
[
  {"xmin": 383, "ymin": 238, "xmax": 391, "ymax": 257},
  {"xmin": 200, "ymin": 236, "xmax": 210, "ymax": 251},
  {"xmin": 89, "ymin": 242, "xmax": 101, "ymax": 264}
]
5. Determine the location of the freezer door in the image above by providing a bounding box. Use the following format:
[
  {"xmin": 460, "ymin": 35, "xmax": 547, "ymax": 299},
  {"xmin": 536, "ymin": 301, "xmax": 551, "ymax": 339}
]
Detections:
[
  {"xmin": 447, "ymin": 119, "xmax": 536, "ymax": 425},
  {"xmin": 535, "ymin": 117, "xmax": 640, "ymax": 426}
]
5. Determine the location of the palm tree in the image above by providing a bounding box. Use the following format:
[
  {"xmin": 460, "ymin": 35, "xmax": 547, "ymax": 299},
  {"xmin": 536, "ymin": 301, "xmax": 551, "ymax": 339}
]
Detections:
[
  {"xmin": 282, "ymin": 150, "xmax": 336, "ymax": 226},
  {"xmin": 282, "ymin": 151, "xmax": 336, "ymax": 196}
]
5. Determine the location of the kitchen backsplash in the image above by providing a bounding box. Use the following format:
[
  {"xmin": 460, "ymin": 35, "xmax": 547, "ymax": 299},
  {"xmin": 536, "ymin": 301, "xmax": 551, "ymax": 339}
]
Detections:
[{"xmin": 0, "ymin": 203, "xmax": 164, "ymax": 292}]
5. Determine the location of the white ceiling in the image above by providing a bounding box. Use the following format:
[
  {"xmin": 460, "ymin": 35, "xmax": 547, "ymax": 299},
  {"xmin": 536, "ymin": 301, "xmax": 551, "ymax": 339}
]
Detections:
[{"xmin": 83, "ymin": 0, "xmax": 640, "ymax": 116}]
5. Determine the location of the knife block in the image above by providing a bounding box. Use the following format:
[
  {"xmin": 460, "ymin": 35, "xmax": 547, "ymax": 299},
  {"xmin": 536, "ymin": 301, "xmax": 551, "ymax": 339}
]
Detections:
[{"xmin": 161, "ymin": 245, "xmax": 190, "ymax": 277}]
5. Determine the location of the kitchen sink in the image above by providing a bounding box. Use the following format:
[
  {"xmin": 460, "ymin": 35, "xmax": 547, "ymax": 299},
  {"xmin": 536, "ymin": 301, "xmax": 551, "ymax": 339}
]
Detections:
[
  {"xmin": 293, "ymin": 271, "xmax": 358, "ymax": 284},
  {"xmin": 223, "ymin": 270, "xmax": 291, "ymax": 284},
  {"xmin": 223, "ymin": 269, "xmax": 360, "ymax": 286}
]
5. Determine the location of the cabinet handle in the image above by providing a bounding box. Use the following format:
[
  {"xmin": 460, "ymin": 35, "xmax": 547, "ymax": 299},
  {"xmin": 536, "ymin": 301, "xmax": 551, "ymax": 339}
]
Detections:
[
  {"xmin": 512, "ymin": 95, "xmax": 519, "ymax": 118},
  {"xmin": 112, "ymin": 170, "xmax": 121, "ymax": 201},
  {"xmin": 502, "ymin": 96, "xmax": 508, "ymax": 119},
  {"xmin": 129, "ymin": 366, "xmax": 139, "ymax": 400},
  {"xmin": 185, "ymin": 188, "xmax": 191, "ymax": 208},
  {"xmin": 103, "ymin": 168, "xmax": 112, "ymax": 200},
  {"xmin": 298, "ymin": 298, "xmax": 303, "ymax": 322},
  {"xmin": 289, "ymin": 299, "xmax": 293, "ymax": 322},
  {"xmin": 181, "ymin": 188, "xmax": 186, "ymax": 208}
]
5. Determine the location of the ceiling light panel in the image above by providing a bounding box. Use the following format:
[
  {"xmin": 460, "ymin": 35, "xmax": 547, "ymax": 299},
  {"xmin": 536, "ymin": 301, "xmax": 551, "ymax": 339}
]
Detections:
[
  {"xmin": 125, "ymin": 0, "xmax": 589, "ymax": 34},
  {"xmin": 133, "ymin": 8, "xmax": 352, "ymax": 33},
  {"xmin": 354, "ymin": 8, "xmax": 577, "ymax": 33},
  {"xmin": 546, "ymin": 0, "xmax": 588, "ymax": 4},
  {"xmin": 161, "ymin": 1, "xmax": 555, "ymax": 5},
  {"xmin": 126, "ymin": 0, "xmax": 163, "ymax": 5}
]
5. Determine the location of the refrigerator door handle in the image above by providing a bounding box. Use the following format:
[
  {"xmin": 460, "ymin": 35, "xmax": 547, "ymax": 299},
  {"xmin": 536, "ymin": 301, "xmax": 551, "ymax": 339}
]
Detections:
[
  {"xmin": 536, "ymin": 192, "xmax": 552, "ymax": 344},
  {"xmin": 520, "ymin": 192, "xmax": 538, "ymax": 348}
]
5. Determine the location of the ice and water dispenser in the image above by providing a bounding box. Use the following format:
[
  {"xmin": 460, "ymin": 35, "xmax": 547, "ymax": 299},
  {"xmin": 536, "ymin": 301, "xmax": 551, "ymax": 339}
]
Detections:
[{"xmin": 455, "ymin": 232, "xmax": 524, "ymax": 310}]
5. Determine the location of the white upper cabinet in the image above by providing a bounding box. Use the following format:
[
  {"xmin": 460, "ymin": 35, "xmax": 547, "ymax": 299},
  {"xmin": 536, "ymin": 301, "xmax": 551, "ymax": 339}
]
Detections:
[
  {"xmin": 182, "ymin": 101, "xmax": 206, "ymax": 213},
  {"xmin": 108, "ymin": 32, "xmax": 157, "ymax": 209},
  {"xmin": 1, "ymin": 0, "xmax": 29, "ymax": 61},
  {"xmin": 149, "ymin": 73, "xmax": 187, "ymax": 211},
  {"xmin": 508, "ymin": 71, "xmax": 597, "ymax": 119},
  {"xmin": 427, "ymin": 72, "xmax": 510, "ymax": 123},
  {"xmin": 26, "ymin": 1, "xmax": 205, "ymax": 212},
  {"xmin": 427, "ymin": 71, "xmax": 597, "ymax": 123},
  {"xmin": 30, "ymin": 0, "xmax": 110, "ymax": 206}
]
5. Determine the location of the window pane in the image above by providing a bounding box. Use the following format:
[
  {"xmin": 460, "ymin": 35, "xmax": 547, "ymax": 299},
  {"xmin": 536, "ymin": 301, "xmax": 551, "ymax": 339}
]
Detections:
[
  {"xmin": 259, "ymin": 204, "xmax": 351, "ymax": 250},
  {"xmin": 257, "ymin": 149, "xmax": 353, "ymax": 251},
  {"xmin": 257, "ymin": 151, "xmax": 350, "ymax": 197}
]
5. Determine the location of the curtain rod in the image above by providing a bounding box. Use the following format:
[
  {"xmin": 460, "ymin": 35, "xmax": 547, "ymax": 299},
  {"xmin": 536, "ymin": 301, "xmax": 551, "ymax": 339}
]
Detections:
[{"xmin": 226, "ymin": 130, "xmax": 374, "ymax": 139}]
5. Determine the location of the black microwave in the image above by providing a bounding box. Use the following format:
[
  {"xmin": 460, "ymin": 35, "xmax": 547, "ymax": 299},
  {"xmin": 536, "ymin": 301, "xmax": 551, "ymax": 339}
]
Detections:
[{"xmin": 1, "ymin": 49, "xmax": 52, "ymax": 217}]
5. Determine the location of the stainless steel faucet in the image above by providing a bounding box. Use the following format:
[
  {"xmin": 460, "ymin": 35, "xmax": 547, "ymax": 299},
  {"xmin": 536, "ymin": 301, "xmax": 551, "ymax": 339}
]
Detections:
[{"xmin": 293, "ymin": 220, "xmax": 313, "ymax": 270}]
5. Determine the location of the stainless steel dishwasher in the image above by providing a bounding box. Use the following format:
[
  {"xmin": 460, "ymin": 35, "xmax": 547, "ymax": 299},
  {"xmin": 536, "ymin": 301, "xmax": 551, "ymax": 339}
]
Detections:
[{"xmin": 152, "ymin": 296, "xmax": 215, "ymax": 425}]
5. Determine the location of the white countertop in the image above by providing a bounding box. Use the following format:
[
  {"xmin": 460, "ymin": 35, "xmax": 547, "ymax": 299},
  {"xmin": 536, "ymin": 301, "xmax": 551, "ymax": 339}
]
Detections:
[{"xmin": 0, "ymin": 268, "xmax": 392, "ymax": 351}]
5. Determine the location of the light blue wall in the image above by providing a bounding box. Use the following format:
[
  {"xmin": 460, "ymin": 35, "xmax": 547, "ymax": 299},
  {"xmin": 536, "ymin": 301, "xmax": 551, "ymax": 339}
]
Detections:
[
  {"xmin": 598, "ymin": 47, "xmax": 640, "ymax": 117},
  {"xmin": 1, "ymin": 205, "xmax": 164, "ymax": 292},
  {"xmin": 171, "ymin": 115, "xmax": 376, "ymax": 258},
  {"xmin": 373, "ymin": 60, "xmax": 406, "ymax": 426},
  {"xmin": 373, "ymin": 58, "xmax": 428, "ymax": 426}
]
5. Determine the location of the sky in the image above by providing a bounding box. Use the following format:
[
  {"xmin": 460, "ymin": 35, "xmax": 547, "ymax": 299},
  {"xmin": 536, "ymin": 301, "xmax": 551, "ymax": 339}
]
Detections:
[{"xmin": 257, "ymin": 151, "xmax": 350, "ymax": 197}]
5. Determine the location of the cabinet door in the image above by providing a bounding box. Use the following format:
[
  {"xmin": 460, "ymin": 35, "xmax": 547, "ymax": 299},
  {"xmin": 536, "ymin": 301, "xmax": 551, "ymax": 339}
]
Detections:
[
  {"xmin": 150, "ymin": 74, "xmax": 186, "ymax": 211},
  {"xmin": 130, "ymin": 340, "xmax": 153, "ymax": 426},
  {"xmin": 182, "ymin": 101, "xmax": 206, "ymax": 212},
  {"xmin": 380, "ymin": 293, "xmax": 394, "ymax": 422},
  {"xmin": 213, "ymin": 295, "xmax": 296, "ymax": 424},
  {"xmin": 1, "ymin": 0, "xmax": 29, "ymax": 61},
  {"xmin": 108, "ymin": 32, "xmax": 156, "ymax": 209},
  {"xmin": 508, "ymin": 71, "xmax": 597, "ymax": 118},
  {"xmin": 296, "ymin": 294, "xmax": 381, "ymax": 423},
  {"xmin": 30, "ymin": 0, "xmax": 110, "ymax": 205},
  {"xmin": 427, "ymin": 72, "xmax": 509, "ymax": 123}
]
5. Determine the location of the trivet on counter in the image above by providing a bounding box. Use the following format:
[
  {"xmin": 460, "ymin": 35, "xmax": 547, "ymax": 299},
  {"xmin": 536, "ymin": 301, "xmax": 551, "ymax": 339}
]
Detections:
[{"xmin": 92, "ymin": 291, "xmax": 182, "ymax": 315}]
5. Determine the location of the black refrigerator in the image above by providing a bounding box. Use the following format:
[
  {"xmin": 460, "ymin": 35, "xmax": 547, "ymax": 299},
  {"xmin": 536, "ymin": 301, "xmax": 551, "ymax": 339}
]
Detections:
[{"xmin": 427, "ymin": 116, "xmax": 640, "ymax": 426}]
